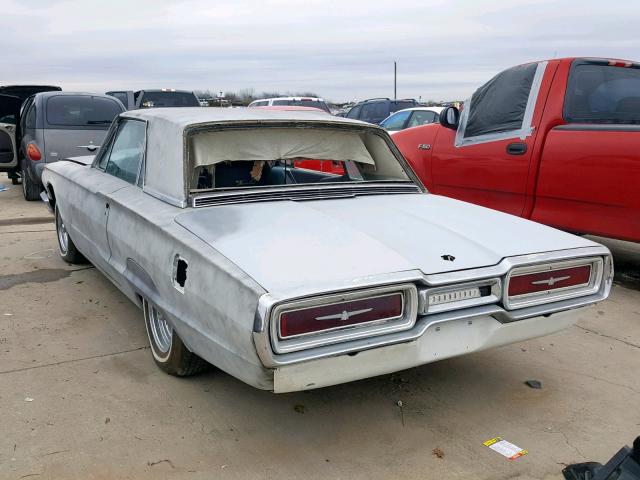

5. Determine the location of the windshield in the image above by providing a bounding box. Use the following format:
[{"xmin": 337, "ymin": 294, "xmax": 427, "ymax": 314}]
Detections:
[
  {"xmin": 271, "ymin": 99, "xmax": 330, "ymax": 112},
  {"xmin": 189, "ymin": 126, "xmax": 411, "ymax": 191},
  {"xmin": 46, "ymin": 95, "xmax": 123, "ymax": 127},
  {"xmin": 139, "ymin": 91, "xmax": 199, "ymax": 108}
]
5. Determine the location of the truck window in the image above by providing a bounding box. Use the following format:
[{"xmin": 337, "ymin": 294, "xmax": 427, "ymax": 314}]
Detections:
[
  {"xmin": 463, "ymin": 62, "xmax": 538, "ymax": 138},
  {"xmin": 108, "ymin": 92, "xmax": 129, "ymax": 108},
  {"xmin": 139, "ymin": 91, "xmax": 199, "ymax": 108},
  {"xmin": 565, "ymin": 62, "xmax": 640, "ymax": 124}
]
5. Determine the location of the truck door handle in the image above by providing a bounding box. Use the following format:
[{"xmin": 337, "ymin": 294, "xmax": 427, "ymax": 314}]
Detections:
[{"xmin": 506, "ymin": 142, "xmax": 527, "ymax": 155}]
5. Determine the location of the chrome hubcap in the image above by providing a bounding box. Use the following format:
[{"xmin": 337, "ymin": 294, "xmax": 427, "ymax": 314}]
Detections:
[
  {"xmin": 148, "ymin": 304, "xmax": 173, "ymax": 354},
  {"xmin": 57, "ymin": 213, "xmax": 69, "ymax": 254}
]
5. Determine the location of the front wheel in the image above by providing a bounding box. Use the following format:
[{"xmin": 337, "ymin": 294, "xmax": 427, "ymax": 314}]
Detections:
[
  {"xmin": 55, "ymin": 206, "xmax": 86, "ymax": 264},
  {"xmin": 143, "ymin": 299, "xmax": 209, "ymax": 376}
]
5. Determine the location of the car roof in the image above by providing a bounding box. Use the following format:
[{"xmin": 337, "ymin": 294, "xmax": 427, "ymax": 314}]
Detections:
[
  {"xmin": 135, "ymin": 89, "xmax": 195, "ymax": 94},
  {"xmin": 122, "ymin": 107, "xmax": 365, "ymax": 128},
  {"xmin": 35, "ymin": 91, "xmax": 117, "ymax": 98},
  {"xmin": 392, "ymin": 106, "xmax": 445, "ymax": 114},
  {"xmin": 252, "ymin": 96, "xmax": 326, "ymax": 102},
  {"xmin": 255, "ymin": 105, "xmax": 329, "ymax": 112},
  {"xmin": 122, "ymin": 108, "xmax": 379, "ymax": 207}
]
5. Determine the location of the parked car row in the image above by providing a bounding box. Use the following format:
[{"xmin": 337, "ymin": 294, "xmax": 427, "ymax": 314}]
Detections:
[
  {"xmin": 3, "ymin": 56, "xmax": 627, "ymax": 392},
  {"xmin": 0, "ymin": 86, "xmax": 202, "ymax": 198}
]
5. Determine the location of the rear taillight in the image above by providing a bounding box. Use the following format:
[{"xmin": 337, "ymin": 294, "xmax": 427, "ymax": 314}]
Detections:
[
  {"xmin": 279, "ymin": 293, "xmax": 403, "ymax": 339},
  {"xmin": 26, "ymin": 143, "xmax": 42, "ymax": 161},
  {"xmin": 508, "ymin": 265, "xmax": 591, "ymax": 297},
  {"xmin": 505, "ymin": 258, "xmax": 603, "ymax": 310}
]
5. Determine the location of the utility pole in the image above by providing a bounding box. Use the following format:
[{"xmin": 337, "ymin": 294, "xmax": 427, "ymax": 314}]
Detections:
[{"xmin": 394, "ymin": 61, "xmax": 397, "ymax": 100}]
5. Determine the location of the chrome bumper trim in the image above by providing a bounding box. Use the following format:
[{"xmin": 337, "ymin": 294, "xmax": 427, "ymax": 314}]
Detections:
[{"xmin": 253, "ymin": 245, "xmax": 613, "ymax": 368}]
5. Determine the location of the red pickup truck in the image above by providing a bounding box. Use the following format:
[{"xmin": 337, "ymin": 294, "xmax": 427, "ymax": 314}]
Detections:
[{"xmin": 394, "ymin": 57, "xmax": 640, "ymax": 243}]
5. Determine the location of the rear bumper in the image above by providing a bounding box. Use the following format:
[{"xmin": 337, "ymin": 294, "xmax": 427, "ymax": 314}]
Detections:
[{"xmin": 273, "ymin": 309, "xmax": 577, "ymax": 393}]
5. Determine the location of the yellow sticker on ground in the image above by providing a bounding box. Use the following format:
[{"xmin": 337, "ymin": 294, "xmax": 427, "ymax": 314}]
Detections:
[{"xmin": 483, "ymin": 437, "xmax": 528, "ymax": 460}]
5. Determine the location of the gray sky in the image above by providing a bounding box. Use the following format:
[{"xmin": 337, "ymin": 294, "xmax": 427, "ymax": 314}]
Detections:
[{"xmin": 2, "ymin": 0, "xmax": 639, "ymax": 102}]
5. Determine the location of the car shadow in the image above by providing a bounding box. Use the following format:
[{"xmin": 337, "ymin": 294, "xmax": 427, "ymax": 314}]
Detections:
[{"xmin": 588, "ymin": 236, "xmax": 640, "ymax": 291}]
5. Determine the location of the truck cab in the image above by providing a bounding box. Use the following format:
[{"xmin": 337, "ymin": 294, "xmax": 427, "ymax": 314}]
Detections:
[{"xmin": 394, "ymin": 58, "xmax": 640, "ymax": 243}]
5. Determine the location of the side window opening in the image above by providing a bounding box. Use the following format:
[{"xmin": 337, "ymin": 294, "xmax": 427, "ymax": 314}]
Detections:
[
  {"xmin": 460, "ymin": 62, "xmax": 540, "ymax": 142},
  {"xmin": 346, "ymin": 105, "xmax": 361, "ymax": 119},
  {"xmin": 24, "ymin": 101, "xmax": 36, "ymax": 130},
  {"xmin": 104, "ymin": 119, "xmax": 146, "ymax": 184}
]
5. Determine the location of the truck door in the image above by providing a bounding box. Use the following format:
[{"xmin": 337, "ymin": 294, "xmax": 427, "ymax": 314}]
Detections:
[
  {"xmin": 431, "ymin": 61, "xmax": 554, "ymax": 216},
  {"xmin": 533, "ymin": 59, "xmax": 640, "ymax": 242}
]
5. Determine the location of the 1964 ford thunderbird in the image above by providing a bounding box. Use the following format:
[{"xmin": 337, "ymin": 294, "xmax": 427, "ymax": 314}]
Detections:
[{"xmin": 41, "ymin": 108, "xmax": 613, "ymax": 392}]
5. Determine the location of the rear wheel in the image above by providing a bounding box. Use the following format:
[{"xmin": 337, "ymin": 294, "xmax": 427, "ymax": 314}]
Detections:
[
  {"xmin": 21, "ymin": 162, "xmax": 41, "ymax": 201},
  {"xmin": 143, "ymin": 299, "xmax": 209, "ymax": 376},
  {"xmin": 55, "ymin": 206, "xmax": 86, "ymax": 264}
]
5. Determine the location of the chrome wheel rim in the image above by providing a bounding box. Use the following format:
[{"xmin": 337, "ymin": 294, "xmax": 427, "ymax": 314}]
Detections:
[
  {"xmin": 57, "ymin": 212, "xmax": 69, "ymax": 254},
  {"xmin": 148, "ymin": 304, "xmax": 173, "ymax": 354}
]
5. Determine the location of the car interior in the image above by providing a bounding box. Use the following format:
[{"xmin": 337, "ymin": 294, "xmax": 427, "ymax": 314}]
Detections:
[{"xmin": 188, "ymin": 127, "xmax": 411, "ymax": 192}]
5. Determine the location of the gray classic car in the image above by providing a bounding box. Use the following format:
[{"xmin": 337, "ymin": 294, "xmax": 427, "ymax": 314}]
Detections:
[{"xmin": 41, "ymin": 108, "xmax": 613, "ymax": 392}]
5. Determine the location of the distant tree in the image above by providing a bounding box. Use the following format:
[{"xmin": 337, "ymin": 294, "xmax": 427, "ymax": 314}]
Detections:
[{"xmin": 238, "ymin": 88, "xmax": 256, "ymax": 104}]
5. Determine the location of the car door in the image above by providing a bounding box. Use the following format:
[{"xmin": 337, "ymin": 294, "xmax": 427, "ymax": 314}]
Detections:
[
  {"xmin": 0, "ymin": 94, "xmax": 20, "ymax": 170},
  {"xmin": 59, "ymin": 122, "xmax": 127, "ymax": 279},
  {"xmin": 100, "ymin": 119, "xmax": 147, "ymax": 277},
  {"xmin": 532, "ymin": 59, "xmax": 640, "ymax": 242},
  {"xmin": 406, "ymin": 110, "xmax": 438, "ymax": 129},
  {"xmin": 431, "ymin": 61, "xmax": 553, "ymax": 216},
  {"xmin": 380, "ymin": 110, "xmax": 411, "ymax": 132}
]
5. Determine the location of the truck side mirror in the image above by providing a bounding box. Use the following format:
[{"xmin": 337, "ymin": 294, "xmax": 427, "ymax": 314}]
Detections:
[{"xmin": 440, "ymin": 106, "xmax": 460, "ymax": 130}]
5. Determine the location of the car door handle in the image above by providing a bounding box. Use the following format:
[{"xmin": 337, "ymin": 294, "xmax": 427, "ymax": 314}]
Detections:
[
  {"xmin": 76, "ymin": 144, "xmax": 100, "ymax": 152},
  {"xmin": 506, "ymin": 142, "xmax": 527, "ymax": 155}
]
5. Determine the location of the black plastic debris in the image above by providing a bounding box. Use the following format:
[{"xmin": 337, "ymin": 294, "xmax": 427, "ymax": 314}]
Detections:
[{"xmin": 525, "ymin": 380, "xmax": 543, "ymax": 389}]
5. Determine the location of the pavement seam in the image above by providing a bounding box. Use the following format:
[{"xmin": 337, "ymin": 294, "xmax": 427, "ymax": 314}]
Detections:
[
  {"xmin": 575, "ymin": 325, "xmax": 640, "ymax": 349},
  {"xmin": 0, "ymin": 229, "xmax": 56, "ymax": 235},
  {"xmin": 0, "ymin": 345, "xmax": 150, "ymax": 376}
]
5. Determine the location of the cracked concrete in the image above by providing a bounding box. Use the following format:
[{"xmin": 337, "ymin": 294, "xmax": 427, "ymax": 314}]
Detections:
[{"xmin": 1, "ymin": 173, "xmax": 639, "ymax": 480}]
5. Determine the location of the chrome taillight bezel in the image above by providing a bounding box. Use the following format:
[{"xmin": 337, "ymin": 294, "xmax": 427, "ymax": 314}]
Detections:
[
  {"xmin": 270, "ymin": 284, "xmax": 418, "ymax": 354},
  {"xmin": 504, "ymin": 257, "xmax": 604, "ymax": 310}
]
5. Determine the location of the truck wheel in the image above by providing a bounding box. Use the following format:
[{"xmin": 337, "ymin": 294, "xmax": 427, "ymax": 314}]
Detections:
[
  {"xmin": 55, "ymin": 206, "xmax": 86, "ymax": 264},
  {"xmin": 143, "ymin": 299, "xmax": 209, "ymax": 376},
  {"xmin": 21, "ymin": 162, "xmax": 41, "ymax": 201}
]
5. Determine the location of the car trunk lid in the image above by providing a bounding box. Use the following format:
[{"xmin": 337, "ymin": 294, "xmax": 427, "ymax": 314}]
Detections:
[{"xmin": 175, "ymin": 193, "xmax": 597, "ymax": 296}]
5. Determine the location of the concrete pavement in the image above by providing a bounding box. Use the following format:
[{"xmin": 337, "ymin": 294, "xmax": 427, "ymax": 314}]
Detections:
[{"xmin": 1, "ymin": 173, "xmax": 638, "ymax": 480}]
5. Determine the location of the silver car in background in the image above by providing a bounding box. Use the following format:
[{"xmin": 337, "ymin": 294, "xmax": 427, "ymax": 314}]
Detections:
[{"xmin": 17, "ymin": 91, "xmax": 124, "ymax": 200}]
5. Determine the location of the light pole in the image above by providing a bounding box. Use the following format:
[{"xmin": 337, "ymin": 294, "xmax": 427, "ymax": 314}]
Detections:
[{"xmin": 394, "ymin": 61, "xmax": 397, "ymax": 100}]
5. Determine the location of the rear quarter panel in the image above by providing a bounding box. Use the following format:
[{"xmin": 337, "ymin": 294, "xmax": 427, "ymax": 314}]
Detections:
[{"xmin": 104, "ymin": 187, "xmax": 272, "ymax": 388}]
